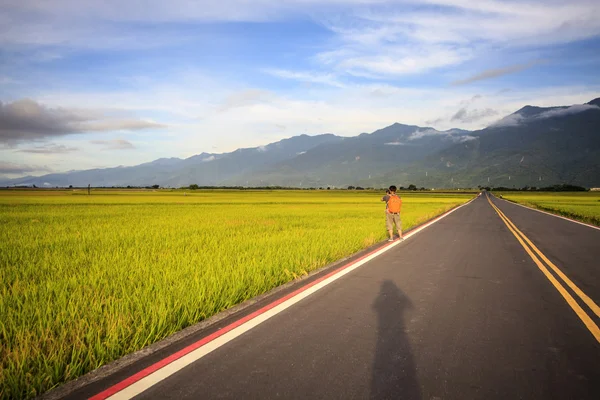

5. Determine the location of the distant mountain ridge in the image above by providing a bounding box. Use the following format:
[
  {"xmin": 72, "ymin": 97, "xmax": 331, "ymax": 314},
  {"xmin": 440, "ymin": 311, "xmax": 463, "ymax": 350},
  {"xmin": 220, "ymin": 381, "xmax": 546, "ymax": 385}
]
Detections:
[
  {"xmin": 372, "ymin": 97, "xmax": 600, "ymax": 188},
  {"xmin": 229, "ymin": 124, "xmax": 475, "ymax": 187},
  {"xmin": 3, "ymin": 97, "xmax": 599, "ymax": 188}
]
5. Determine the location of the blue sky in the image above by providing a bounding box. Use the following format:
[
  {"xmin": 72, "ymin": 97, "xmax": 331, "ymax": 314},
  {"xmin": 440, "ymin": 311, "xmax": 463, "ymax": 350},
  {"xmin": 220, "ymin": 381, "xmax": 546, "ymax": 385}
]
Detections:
[{"xmin": 1, "ymin": 0, "xmax": 600, "ymax": 178}]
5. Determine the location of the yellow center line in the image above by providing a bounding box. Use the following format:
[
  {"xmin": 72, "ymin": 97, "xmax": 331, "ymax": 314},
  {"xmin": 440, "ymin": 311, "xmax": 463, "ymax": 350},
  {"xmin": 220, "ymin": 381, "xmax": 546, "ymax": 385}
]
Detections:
[
  {"xmin": 489, "ymin": 197, "xmax": 599, "ymax": 316},
  {"xmin": 490, "ymin": 198, "xmax": 600, "ymax": 319},
  {"xmin": 486, "ymin": 195, "xmax": 600, "ymax": 343}
]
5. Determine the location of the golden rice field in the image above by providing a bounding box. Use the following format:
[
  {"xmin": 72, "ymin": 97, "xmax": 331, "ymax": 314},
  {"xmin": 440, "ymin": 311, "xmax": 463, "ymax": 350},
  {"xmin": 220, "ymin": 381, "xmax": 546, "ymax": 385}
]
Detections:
[
  {"xmin": 498, "ymin": 192, "xmax": 600, "ymax": 226},
  {"xmin": 0, "ymin": 189, "xmax": 472, "ymax": 399}
]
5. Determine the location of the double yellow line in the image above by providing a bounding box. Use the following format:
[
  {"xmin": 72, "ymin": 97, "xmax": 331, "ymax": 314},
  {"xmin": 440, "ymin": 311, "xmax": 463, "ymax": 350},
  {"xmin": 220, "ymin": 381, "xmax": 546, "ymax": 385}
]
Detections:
[{"xmin": 486, "ymin": 195, "xmax": 600, "ymax": 343}]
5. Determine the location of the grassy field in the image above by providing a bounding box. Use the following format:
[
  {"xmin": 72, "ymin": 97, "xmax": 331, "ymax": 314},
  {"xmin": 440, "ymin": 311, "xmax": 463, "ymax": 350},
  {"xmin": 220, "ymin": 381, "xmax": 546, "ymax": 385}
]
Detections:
[
  {"xmin": 497, "ymin": 191, "xmax": 600, "ymax": 226},
  {"xmin": 0, "ymin": 189, "xmax": 472, "ymax": 399}
]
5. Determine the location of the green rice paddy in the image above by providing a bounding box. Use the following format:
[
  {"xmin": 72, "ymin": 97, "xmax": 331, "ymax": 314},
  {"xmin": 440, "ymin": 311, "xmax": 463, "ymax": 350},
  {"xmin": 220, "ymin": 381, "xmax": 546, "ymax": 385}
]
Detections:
[{"xmin": 0, "ymin": 189, "xmax": 472, "ymax": 399}]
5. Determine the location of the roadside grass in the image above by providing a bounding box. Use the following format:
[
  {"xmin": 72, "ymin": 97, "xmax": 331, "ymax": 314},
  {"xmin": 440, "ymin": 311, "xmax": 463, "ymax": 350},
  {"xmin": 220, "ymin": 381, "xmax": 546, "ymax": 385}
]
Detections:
[
  {"xmin": 0, "ymin": 190, "xmax": 472, "ymax": 399},
  {"xmin": 497, "ymin": 192, "xmax": 600, "ymax": 226}
]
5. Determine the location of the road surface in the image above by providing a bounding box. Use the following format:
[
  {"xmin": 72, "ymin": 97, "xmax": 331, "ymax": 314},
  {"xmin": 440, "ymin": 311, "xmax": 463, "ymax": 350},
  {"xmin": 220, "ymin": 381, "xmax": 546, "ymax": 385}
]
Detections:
[{"xmin": 60, "ymin": 194, "xmax": 600, "ymax": 400}]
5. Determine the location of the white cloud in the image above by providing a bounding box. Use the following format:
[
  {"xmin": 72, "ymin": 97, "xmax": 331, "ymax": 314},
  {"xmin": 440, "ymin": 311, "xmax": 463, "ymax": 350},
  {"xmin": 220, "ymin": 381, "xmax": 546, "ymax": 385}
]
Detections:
[
  {"xmin": 384, "ymin": 141, "xmax": 407, "ymax": 146},
  {"xmin": 454, "ymin": 135, "xmax": 477, "ymax": 143},
  {"xmin": 263, "ymin": 69, "xmax": 346, "ymax": 88},
  {"xmin": 451, "ymin": 107, "xmax": 499, "ymax": 123},
  {"xmin": 17, "ymin": 144, "xmax": 79, "ymax": 154},
  {"xmin": 3, "ymin": 1, "xmax": 598, "ymax": 73},
  {"xmin": 338, "ymin": 46, "xmax": 473, "ymax": 77},
  {"xmin": 217, "ymin": 89, "xmax": 275, "ymax": 112},
  {"xmin": 360, "ymin": 1, "xmax": 600, "ymax": 46},
  {"xmin": 0, "ymin": 1, "xmax": 391, "ymax": 49},
  {"xmin": 537, "ymin": 104, "xmax": 600, "ymax": 119},
  {"xmin": 407, "ymin": 129, "xmax": 442, "ymax": 140},
  {"xmin": 312, "ymin": 0, "xmax": 600, "ymax": 78},
  {"xmin": 406, "ymin": 127, "xmax": 478, "ymax": 142},
  {"xmin": 201, "ymin": 155, "xmax": 216, "ymax": 162},
  {"xmin": 490, "ymin": 103, "xmax": 600, "ymax": 127},
  {"xmin": 488, "ymin": 113, "xmax": 524, "ymax": 127},
  {"xmin": 90, "ymin": 139, "xmax": 135, "ymax": 150}
]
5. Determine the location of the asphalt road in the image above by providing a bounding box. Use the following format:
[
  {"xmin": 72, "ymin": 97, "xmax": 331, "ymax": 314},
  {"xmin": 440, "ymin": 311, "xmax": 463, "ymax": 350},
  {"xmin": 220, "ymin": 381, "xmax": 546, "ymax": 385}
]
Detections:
[{"xmin": 63, "ymin": 194, "xmax": 600, "ymax": 400}]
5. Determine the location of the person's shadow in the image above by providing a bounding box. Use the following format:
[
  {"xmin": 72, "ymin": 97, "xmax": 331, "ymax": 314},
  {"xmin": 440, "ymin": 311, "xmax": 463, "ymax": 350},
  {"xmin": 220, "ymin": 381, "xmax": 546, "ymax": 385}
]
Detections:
[{"xmin": 370, "ymin": 280, "xmax": 421, "ymax": 400}]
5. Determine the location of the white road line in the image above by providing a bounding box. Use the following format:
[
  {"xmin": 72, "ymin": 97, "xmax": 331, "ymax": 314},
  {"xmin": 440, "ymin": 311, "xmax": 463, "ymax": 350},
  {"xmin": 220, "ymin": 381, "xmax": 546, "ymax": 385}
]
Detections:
[
  {"xmin": 107, "ymin": 198, "xmax": 475, "ymax": 400},
  {"xmin": 497, "ymin": 197, "xmax": 600, "ymax": 231}
]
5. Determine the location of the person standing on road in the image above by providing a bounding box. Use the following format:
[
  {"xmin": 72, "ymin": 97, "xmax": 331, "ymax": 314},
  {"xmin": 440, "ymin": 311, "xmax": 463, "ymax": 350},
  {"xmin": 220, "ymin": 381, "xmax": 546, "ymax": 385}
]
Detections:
[{"xmin": 381, "ymin": 185, "xmax": 403, "ymax": 242}]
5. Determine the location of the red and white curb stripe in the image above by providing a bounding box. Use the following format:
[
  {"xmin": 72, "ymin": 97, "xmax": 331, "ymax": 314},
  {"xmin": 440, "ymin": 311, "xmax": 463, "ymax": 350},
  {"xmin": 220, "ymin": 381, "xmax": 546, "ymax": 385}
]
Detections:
[
  {"xmin": 91, "ymin": 198, "xmax": 475, "ymax": 400},
  {"xmin": 497, "ymin": 197, "xmax": 600, "ymax": 231}
]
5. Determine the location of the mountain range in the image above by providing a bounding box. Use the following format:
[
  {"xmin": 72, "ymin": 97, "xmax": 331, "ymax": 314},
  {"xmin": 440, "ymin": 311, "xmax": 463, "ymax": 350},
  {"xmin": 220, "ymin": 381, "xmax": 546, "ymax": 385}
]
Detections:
[{"xmin": 4, "ymin": 98, "xmax": 600, "ymax": 189}]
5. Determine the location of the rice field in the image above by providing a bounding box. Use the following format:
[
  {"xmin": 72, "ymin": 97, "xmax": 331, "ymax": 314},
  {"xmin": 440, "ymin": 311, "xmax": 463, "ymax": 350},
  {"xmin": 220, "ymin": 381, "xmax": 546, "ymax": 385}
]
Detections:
[
  {"xmin": 498, "ymin": 191, "xmax": 600, "ymax": 226},
  {"xmin": 0, "ymin": 189, "xmax": 472, "ymax": 399}
]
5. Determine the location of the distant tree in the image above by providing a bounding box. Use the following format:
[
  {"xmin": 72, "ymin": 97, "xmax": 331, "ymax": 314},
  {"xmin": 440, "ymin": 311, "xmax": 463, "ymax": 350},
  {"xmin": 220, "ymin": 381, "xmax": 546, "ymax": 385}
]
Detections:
[
  {"xmin": 356, "ymin": 186, "xmax": 364, "ymax": 190},
  {"xmin": 69, "ymin": 185, "xmax": 73, "ymax": 189},
  {"xmin": 538, "ymin": 184, "xmax": 587, "ymax": 192},
  {"xmin": 420, "ymin": 187, "xmax": 426, "ymax": 191},
  {"xmin": 399, "ymin": 186, "xmax": 405, "ymax": 190},
  {"xmin": 152, "ymin": 184, "xmax": 160, "ymax": 189},
  {"xmin": 347, "ymin": 185, "xmax": 355, "ymax": 190},
  {"xmin": 189, "ymin": 184, "xmax": 199, "ymax": 190},
  {"xmin": 407, "ymin": 184, "xmax": 417, "ymax": 191},
  {"xmin": 327, "ymin": 187, "xmax": 331, "ymax": 190}
]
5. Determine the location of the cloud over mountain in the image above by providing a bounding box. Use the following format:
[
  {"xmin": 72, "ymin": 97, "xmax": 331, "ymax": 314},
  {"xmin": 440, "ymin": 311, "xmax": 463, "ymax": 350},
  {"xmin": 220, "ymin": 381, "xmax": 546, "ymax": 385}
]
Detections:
[
  {"xmin": 491, "ymin": 103, "xmax": 600, "ymax": 127},
  {"xmin": 451, "ymin": 108, "xmax": 499, "ymax": 123}
]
